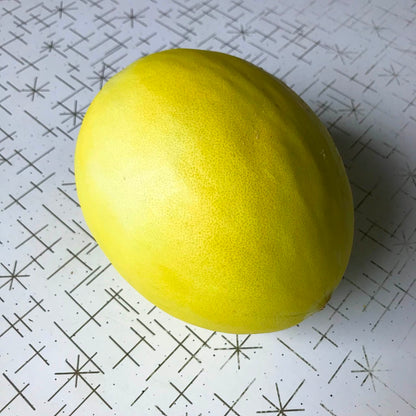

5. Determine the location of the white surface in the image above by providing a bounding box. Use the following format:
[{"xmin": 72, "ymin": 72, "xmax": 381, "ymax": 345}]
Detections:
[{"xmin": 1, "ymin": 0, "xmax": 416, "ymax": 415}]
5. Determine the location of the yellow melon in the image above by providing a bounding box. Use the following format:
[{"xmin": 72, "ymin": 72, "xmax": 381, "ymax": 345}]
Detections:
[{"xmin": 75, "ymin": 49, "xmax": 354, "ymax": 333}]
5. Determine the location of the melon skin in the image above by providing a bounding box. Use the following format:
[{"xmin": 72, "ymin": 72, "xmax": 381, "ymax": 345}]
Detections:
[{"xmin": 75, "ymin": 49, "xmax": 354, "ymax": 333}]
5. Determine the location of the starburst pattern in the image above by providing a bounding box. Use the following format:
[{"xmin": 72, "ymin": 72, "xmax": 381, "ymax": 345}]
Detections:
[
  {"xmin": 21, "ymin": 77, "xmax": 49, "ymax": 101},
  {"xmin": 59, "ymin": 100, "xmax": 87, "ymax": 126},
  {"xmin": 399, "ymin": 163, "xmax": 416, "ymax": 188},
  {"xmin": 42, "ymin": 40, "xmax": 56, "ymax": 53},
  {"xmin": 228, "ymin": 24, "xmax": 254, "ymax": 40},
  {"xmin": 257, "ymin": 380, "xmax": 305, "ymax": 415},
  {"xmin": 338, "ymin": 98, "xmax": 365, "ymax": 120},
  {"xmin": 41, "ymin": 39, "xmax": 65, "ymax": 57},
  {"xmin": 56, "ymin": 1, "xmax": 77, "ymax": 19},
  {"xmin": 379, "ymin": 64, "xmax": 404, "ymax": 86},
  {"xmin": 89, "ymin": 62, "xmax": 117, "ymax": 89},
  {"xmin": 327, "ymin": 44, "xmax": 356, "ymax": 64},
  {"xmin": 369, "ymin": 19, "xmax": 388, "ymax": 37},
  {"xmin": 55, "ymin": 354, "xmax": 100, "ymax": 388},
  {"xmin": 121, "ymin": 8, "xmax": 148, "ymax": 28},
  {"xmin": 351, "ymin": 346, "xmax": 388, "ymax": 391},
  {"xmin": 215, "ymin": 334, "xmax": 262, "ymax": 369},
  {"xmin": 50, "ymin": 353, "xmax": 111, "ymax": 411},
  {"xmin": 394, "ymin": 230, "xmax": 416, "ymax": 255},
  {"xmin": 0, "ymin": 261, "xmax": 29, "ymax": 291}
]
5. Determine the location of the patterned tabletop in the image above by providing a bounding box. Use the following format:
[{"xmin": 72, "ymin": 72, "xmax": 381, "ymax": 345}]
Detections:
[{"xmin": 1, "ymin": 0, "xmax": 416, "ymax": 415}]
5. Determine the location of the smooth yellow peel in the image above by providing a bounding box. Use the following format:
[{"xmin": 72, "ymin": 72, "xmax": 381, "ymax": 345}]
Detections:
[{"xmin": 75, "ymin": 49, "xmax": 354, "ymax": 333}]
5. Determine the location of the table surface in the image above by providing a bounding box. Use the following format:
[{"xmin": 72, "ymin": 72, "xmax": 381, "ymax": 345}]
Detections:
[{"xmin": 1, "ymin": 0, "xmax": 416, "ymax": 415}]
